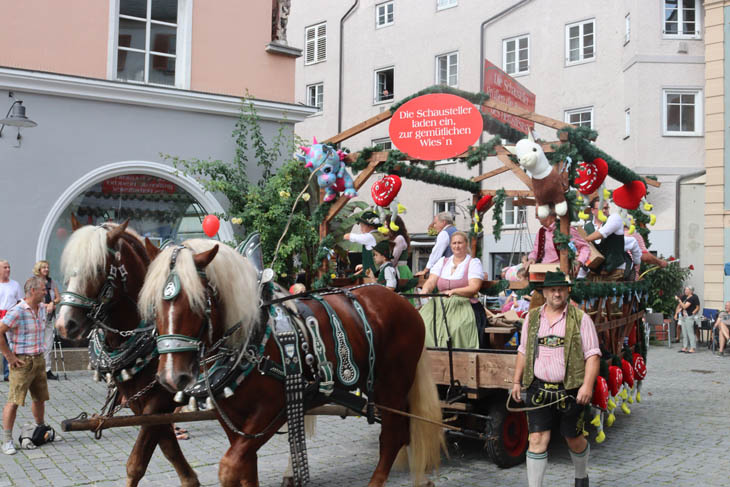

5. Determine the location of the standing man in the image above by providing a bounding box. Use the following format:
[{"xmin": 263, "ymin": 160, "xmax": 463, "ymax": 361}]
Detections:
[
  {"xmin": 0, "ymin": 260, "xmax": 23, "ymax": 381},
  {"xmin": 511, "ymin": 271, "xmax": 601, "ymax": 487},
  {"xmin": 674, "ymin": 286, "xmax": 700, "ymax": 354},
  {"xmin": 418, "ymin": 212, "xmax": 457, "ymax": 276},
  {"xmin": 584, "ymin": 198, "xmax": 626, "ymax": 282},
  {"xmin": 0, "ymin": 276, "xmax": 51, "ymax": 455}
]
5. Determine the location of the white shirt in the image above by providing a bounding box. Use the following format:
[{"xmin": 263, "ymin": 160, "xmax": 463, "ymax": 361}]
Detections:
[
  {"xmin": 378, "ymin": 263, "xmax": 398, "ymax": 289},
  {"xmin": 348, "ymin": 231, "xmax": 377, "ymax": 250},
  {"xmin": 598, "ymin": 213, "xmax": 624, "ymax": 239},
  {"xmin": 0, "ymin": 280, "xmax": 23, "ymax": 310},
  {"xmin": 624, "ymin": 236, "xmax": 642, "ymax": 270},
  {"xmin": 426, "ymin": 225, "xmax": 453, "ymax": 270},
  {"xmin": 431, "ymin": 255, "xmax": 484, "ymax": 281}
]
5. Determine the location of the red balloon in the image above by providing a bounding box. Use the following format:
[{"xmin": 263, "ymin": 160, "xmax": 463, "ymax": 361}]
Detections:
[{"xmin": 202, "ymin": 215, "xmax": 220, "ymax": 237}]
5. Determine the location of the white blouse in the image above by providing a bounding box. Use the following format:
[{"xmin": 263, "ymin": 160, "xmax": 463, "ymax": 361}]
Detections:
[{"xmin": 431, "ymin": 255, "xmax": 484, "ymax": 281}]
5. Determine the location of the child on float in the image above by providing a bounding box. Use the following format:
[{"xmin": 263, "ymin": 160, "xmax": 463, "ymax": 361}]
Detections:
[{"xmin": 372, "ymin": 240, "xmax": 398, "ymax": 290}]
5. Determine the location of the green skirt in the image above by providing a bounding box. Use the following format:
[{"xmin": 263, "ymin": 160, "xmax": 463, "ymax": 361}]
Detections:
[{"xmin": 420, "ymin": 296, "xmax": 479, "ymax": 349}]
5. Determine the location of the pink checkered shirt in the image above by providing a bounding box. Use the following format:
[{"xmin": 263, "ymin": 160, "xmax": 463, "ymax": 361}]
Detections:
[
  {"xmin": 1, "ymin": 300, "xmax": 46, "ymax": 355},
  {"xmin": 517, "ymin": 304, "xmax": 601, "ymax": 383}
]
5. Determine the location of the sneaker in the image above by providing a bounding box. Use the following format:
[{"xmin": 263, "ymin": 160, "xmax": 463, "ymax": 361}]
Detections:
[
  {"xmin": 46, "ymin": 370, "xmax": 58, "ymax": 381},
  {"xmin": 2, "ymin": 441, "xmax": 16, "ymax": 455}
]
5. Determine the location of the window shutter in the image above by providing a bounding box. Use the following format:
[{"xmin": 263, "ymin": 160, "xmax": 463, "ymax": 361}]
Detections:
[
  {"xmin": 305, "ymin": 26, "xmax": 315, "ymax": 64},
  {"xmin": 316, "ymin": 23, "xmax": 326, "ymax": 62}
]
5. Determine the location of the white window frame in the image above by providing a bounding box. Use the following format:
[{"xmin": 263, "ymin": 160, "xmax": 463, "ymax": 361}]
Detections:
[
  {"xmin": 374, "ymin": 67, "xmax": 395, "ymax": 104},
  {"xmin": 433, "ymin": 200, "xmax": 456, "ymax": 217},
  {"xmin": 662, "ymin": 0, "xmax": 701, "ymax": 39},
  {"xmin": 107, "ymin": 0, "xmax": 192, "ymax": 89},
  {"xmin": 437, "ymin": 0, "xmax": 457, "ymax": 11},
  {"xmin": 625, "ymin": 13, "xmax": 631, "ymax": 44},
  {"xmin": 375, "ymin": 1, "xmax": 394, "ymax": 28},
  {"xmin": 565, "ymin": 19, "xmax": 596, "ymax": 66},
  {"xmin": 304, "ymin": 21, "xmax": 327, "ymax": 65},
  {"xmin": 624, "ymin": 108, "xmax": 630, "ymax": 139},
  {"xmin": 662, "ymin": 88, "xmax": 703, "ymax": 136},
  {"xmin": 502, "ymin": 198, "xmax": 527, "ymax": 229},
  {"xmin": 564, "ymin": 107, "xmax": 594, "ymax": 128},
  {"xmin": 435, "ymin": 51, "xmax": 459, "ymax": 87},
  {"xmin": 502, "ymin": 34, "xmax": 530, "ymax": 76},
  {"xmin": 306, "ymin": 83, "xmax": 323, "ymax": 111},
  {"xmin": 372, "ymin": 137, "xmax": 393, "ymax": 150}
]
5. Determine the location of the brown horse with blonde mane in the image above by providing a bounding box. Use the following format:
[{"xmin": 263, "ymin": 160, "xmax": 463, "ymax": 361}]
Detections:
[
  {"xmin": 138, "ymin": 239, "xmax": 444, "ymax": 487},
  {"xmin": 55, "ymin": 221, "xmax": 200, "ymax": 487}
]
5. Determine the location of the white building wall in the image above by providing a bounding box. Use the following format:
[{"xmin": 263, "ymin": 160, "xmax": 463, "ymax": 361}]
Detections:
[{"xmin": 290, "ymin": 0, "xmax": 705, "ymax": 273}]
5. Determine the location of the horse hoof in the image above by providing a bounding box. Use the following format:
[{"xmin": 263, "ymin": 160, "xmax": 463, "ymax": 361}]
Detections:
[{"xmin": 280, "ymin": 476, "xmax": 295, "ymax": 487}]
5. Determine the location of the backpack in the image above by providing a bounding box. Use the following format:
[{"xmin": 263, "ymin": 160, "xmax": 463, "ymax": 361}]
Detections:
[{"xmin": 19, "ymin": 423, "xmax": 55, "ymax": 449}]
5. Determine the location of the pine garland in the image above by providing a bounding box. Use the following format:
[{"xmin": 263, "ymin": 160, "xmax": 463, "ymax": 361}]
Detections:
[
  {"xmin": 482, "ymin": 114, "xmax": 526, "ymax": 144},
  {"xmin": 552, "ymin": 226, "xmax": 576, "ymax": 269},
  {"xmin": 389, "ymin": 85, "xmax": 490, "ymax": 113},
  {"xmin": 491, "ymin": 189, "xmax": 507, "ymax": 241}
]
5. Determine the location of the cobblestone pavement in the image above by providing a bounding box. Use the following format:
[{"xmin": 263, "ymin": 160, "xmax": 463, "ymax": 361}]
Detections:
[{"xmin": 0, "ymin": 344, "xmax": 728, "ymax": 486}]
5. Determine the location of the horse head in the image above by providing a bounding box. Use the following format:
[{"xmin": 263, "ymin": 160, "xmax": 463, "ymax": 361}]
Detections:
[
  {"xmin": 55, "ymin": 220, "xmax": 150, "ymax": 341},
  {"xmin": 140, "ymin": 240, "xmax": 260, "ymax": 393}
]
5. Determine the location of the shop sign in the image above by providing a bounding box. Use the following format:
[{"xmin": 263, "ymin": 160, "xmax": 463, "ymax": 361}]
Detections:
[
  {"xmin": 101, "ymin": 175, "xmax": 175, "ymax": 194},
  {"xmin": 389, "ymin": 93, "xmax": 483, "ymax": 161}
]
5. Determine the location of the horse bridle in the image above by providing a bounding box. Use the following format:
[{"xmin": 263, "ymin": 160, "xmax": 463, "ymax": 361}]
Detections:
[
  {"xmin": 155, "ymin": 245, "xmax": 216, "ymax": 355},
  {"xmin": 58, "ymin": 244, "xmax": 154, "ymax": 338}
]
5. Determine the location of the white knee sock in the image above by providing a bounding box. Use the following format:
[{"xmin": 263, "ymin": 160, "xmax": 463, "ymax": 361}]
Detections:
[
  {"xmin": 570, "ymin": 443, "xmax": 590, "ymax": 479},
  {"xmin": 526, "ymin": 450, "xmax": 547, "ymax": 487},
  {"xmin": 2, "ymin": 429, "xmax": 12, "ymax": 444}
]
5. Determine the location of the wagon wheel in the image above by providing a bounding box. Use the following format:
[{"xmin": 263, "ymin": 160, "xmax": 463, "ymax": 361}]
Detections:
[{"xmin": 485, "ymin": 400, "xmax": 528, "ymax": 468}]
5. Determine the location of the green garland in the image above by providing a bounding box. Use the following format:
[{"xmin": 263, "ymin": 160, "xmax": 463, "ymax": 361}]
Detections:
[
  {"xmin": 552, "ymin": 227, "xmax": 576, "ymax": 269},
  {"xmin": 481, "ymin": 114, "xmax": 526, "ymax": 144},
  {"xmin": 491, "ymin": 189, "xmax": 507, "ymax": 241},
  {"xmin": 389, "ymin": 85, "xmax": 490, "ymax": 113},
  {"xmin": 463, "ymin": 136, "xmax": 502, "ymax": 169}
]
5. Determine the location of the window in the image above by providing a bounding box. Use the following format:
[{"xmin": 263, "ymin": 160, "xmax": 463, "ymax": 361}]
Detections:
[
  {"xmin": 434, "ymin": 200, "xmax": 456, "ymax": 216},
  {"xmin": 503, "ymin": 35, "xmax": 529, "ymax": 75},
  {"xmin": 663, "ymin": 0, "xmax": 700, "ymax": 38},
  {"xmin": 663, "ymin": 89, "xmax": 702, "ymax": 136},
  {"xmin": 115, "ymin": 0, "xmax": 185, "ymax": 87},
  {"xmin": 436, "ymin": 52, "xmax": 458, "ymax": 87},
  {"xmin": 305, "ymin": 22, "xmax": 326, "ymax": 65},
  {"xmin": 502, "ymin": 198, "xmax": 527, "ymax": 228},
  {"xmin": 374, "ymin": 67, "xmax": 394, "ymax": 103},
  {"xmin": 372, "ymin": 137, "xmax": 393, "ymax": 150},
  {"xmin": 624, "ymin": 108, "xmax": 630, "ymax": 138},
  {"xmin": 437, "ymin": 0, "xmax": 457, "ymax": 10},
  {"xmin": 376, "ymin": 1, "xmax": 394, "ymax": 28},
  {"xmin": 307, "ymin": 83, "xmax": 323, "ymax": 111},
  {"xmin": 565, "ymin": 19, "xmax": 595, "ymax": 64},
  {"xmin": 565, "ymin": 107, "xmax": 593, "ymax": 128},
  {"xmin": 625, "ymin": 14, "xmax": 631, "ymax": 44}
]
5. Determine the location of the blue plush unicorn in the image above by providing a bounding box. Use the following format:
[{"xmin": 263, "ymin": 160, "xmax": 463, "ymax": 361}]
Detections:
[{"xmin": 295, "ymin": 137, "xmax": 357, "ymax": 202}]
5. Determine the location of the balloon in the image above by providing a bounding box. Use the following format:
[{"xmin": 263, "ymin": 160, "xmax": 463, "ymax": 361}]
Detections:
[{"xmin": 202, "ymin": 215, "xmax": 220, "ymax": 237}]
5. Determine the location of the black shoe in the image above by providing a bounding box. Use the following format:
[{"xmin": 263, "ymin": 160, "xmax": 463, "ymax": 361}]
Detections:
[
  {"xmin": 46, "ymin": 370, "xmax": 58, "ymax": 381},
  {"xmin": 575, "ymin": 477, "xmax": 589, "ymax": 487}
]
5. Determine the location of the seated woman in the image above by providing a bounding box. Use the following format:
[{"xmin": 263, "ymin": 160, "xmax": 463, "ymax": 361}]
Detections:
[{"xmin": 420, "ymin": 231, "xmax": 486, "ymax": 349}]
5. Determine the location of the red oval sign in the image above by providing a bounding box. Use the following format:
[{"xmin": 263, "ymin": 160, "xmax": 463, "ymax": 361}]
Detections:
[{"xmin": 389, "ymin": 94, "xmax": 483, "ymax": 161}]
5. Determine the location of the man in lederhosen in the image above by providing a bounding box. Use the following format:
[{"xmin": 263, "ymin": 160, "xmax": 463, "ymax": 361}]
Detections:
[{"xmin": 511, "ymin": 271, "xmax": 601, "ymax": 487}]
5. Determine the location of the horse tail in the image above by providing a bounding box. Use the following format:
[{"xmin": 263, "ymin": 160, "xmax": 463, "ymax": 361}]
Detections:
[{"xmin": 397, "ymin": 345, "xmax": 446, "ymax": 484}]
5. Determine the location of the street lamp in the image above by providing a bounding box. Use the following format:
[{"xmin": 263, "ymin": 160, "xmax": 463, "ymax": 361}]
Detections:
[{"xmin": 0, "ymin": 92, "xmax": 38, "ymax": 147}]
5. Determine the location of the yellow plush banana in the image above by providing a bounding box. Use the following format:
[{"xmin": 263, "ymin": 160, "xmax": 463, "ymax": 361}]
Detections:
[
  {"xmin": 598, "ymin": 211, "xmax": 608, "ymax": 223},
  {"xmin": 596, "ymin": 430, "xmax": 606, "ymax": 443},
  {"xmin": 649, "ymin": 214, "xmax": 656, "ymax": 225},
  {"xmin": 603, "ymin": 188, "xmax": 611, "ymax": 200},
  {"xmin": 621, "ymin": 403, "xmax": 631, "ymax": 415},
  {"xmin": 578, "ymin": 210, "xmax": 590, "ymax": 221},
  {"xmin": 636, "ymin": 391, "xmax": 642, "ymax": 403},
  {"xmin": 389, "ymin": 221, "xmax": 400, "ymax": 232},
  {"xmin": 397, "ymin": 203, "xmax": 406, "ymax": 214},
  {"xmin": 590, "ymin": 414, "xmax": 601, "ymax": 427},
  {"xmin": 606, "ymin": 413, "xmax": 615, "ymax": 427},
  {"xmin": 378, "ymin": 226, "xmax": 389, "ymax": 235},
  {"xmin": 627, "ymin": 395, "xmax": 634, "ymax": 404},
  {"xmin": 628, "ymin": 224, "xmax": 635, "ymax": 234},
  {"xmin": 577, "ymin": 195, "xmax": 583, "ymax": 203},
  {"xmin": 608, "ymin": 398, "xmax": 616, "ymax": 410},
  {"xmin": 643, "ymin": 202, "xmax": 653, "ymax": 211},
  {"xmin": 619, "ymin": 389, "xmax": 628, "ymax": 400}
]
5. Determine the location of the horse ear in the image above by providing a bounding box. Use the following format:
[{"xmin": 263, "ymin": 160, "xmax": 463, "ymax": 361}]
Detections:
[
  {"xmin": 107, "ymin": 219, "xmax": 129, "ymax": 247},
  {"xmin": 193, "ymin": 245, "xmax": 219, "ymax": 269},
  {"xmin": 71, "ymin": 213, "xmax": 82, "ymax": 231},
  {"xmin": 144, "ymin": 238, "xmax": 161, "ymax": 259}
]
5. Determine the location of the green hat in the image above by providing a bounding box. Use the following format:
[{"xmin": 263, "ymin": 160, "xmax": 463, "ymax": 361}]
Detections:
[
  {"xmin": 539, "ymin": 270, "xmax": 572, "ymax": 288},
  {"xmin": 372, "ymin": 240, "xmax": 390, "ymax": 258},
  {"xmin": 356, "ymin": 210, "xmax": 381, "ymax": 226}
]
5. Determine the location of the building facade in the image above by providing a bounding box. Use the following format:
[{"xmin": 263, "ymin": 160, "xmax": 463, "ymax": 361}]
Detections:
[
  {"xmin": 0, "ymin": 0, "xmax": 313, "ymax": 282},
  {"xmin": 289, "ymin": 0, "xmax": 706, "ymax": 282}
]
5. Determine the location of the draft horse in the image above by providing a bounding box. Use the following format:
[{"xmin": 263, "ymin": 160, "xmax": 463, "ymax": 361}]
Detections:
[
  {"xmin": 138, "ymin": 239, "xmax": 444, "ymax": 487},
  {"xmin": 54, "ymin": 221, "xmax": 200, "ymax": 487}
]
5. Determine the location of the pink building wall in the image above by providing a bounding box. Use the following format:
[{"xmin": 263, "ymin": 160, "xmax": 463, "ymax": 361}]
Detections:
[
  {"xmin": 0, "ymin": 0, "xmax": 109, "ymax": 79},
  {"xmin": 0, "ymin": 0, "xmax": 295, "ymax": 103}
]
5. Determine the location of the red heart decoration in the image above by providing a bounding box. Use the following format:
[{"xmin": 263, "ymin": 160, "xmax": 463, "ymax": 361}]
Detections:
[
  {"xmin": 632, "ymin": 353, "xmax": 647, "ymax": 380},
  {"xmin": 592, "ymin": 376, "xmax": 609, "ymax": 410},
  {"xmin": 608, "ymin": 365, "xmax": 623, "ymax": 397},
  {"xmin": 475, "ymin": 194, "xmax": 494, "ymax": 213},
  {"xmin": 574, "ymin": 158, "xmax": 608, "ymax": 195},
  {"xmin": 612, "ymin": 180, "xmax": 646, "ymax": 210},
  {"xmin": 371, "ymin": 175, "xmax": 402, "ymax": 207},
  {"xmin": 621, "ymin": 359, "xmax": 634, "ymax": 388}
]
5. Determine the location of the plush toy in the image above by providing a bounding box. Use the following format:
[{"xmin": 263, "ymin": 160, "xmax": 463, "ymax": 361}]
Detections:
[
  {"xmin": 505, "ymin": 132, "xmax": 567, "ymax": 219},
  {"xmin": 621, "ymin": 358, "xmax": 635, "ymax": 405},
  {"xmin": 371, "ymin": 175, "xmax": 405, "ymax": 233},
  {"xmin": 606, "ymin": 365, "xmax": 624, "ymax": 426},
  {"xmin": 590, "ymin": 376, "xmax": 609, "ymax": 443},
  {"xmin": 632, "ymin": 353, "xmax": 647, "ymax": 403},
  {"xmin": 575, "ymin": 158, "xmax": 608, "ymax": 195},
  {"xmin": 296, "ymin": 137, "xmax": 356, "ymax": 202}
]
